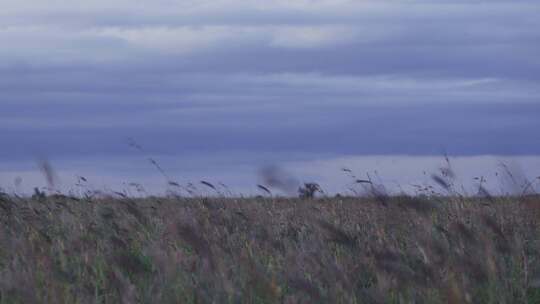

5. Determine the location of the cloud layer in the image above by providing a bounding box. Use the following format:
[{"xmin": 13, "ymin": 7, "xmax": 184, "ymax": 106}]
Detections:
[{"xmin": 1, "ymin": 0, "xmax": 539, "ymax": 191}]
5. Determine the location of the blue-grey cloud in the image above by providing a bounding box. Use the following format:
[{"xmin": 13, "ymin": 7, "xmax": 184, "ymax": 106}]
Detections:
[{"xmin": 0, "ymin": 0, "xmax": 539, "ymax": 192}]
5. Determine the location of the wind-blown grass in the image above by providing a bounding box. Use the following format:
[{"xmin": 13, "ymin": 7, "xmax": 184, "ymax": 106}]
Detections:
[{"xmin": 0, "ymin": 193, "xmax": 539, "ymax": 303}]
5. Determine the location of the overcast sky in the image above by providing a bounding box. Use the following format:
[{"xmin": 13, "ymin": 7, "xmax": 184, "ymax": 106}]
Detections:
[{"xmin": 1, "ymin": 1, "xmax": 539, "ymax": 195}]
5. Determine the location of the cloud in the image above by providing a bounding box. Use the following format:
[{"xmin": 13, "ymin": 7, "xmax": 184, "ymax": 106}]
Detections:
[
  {"xmin": 90, "ymin": 25, "xmax": 360, "ymax": 54},
  {"xmin": 268, "ymin": 26, "xmax": 357, "ymax": 48},
  {"xmin": 92, "ymin": 26, "xmax": 251, "ymax": 54},
  {"xmin": 1, "ymin": 1, "xmax": 539, "ymax": 67},
  {"xmin": 0, "ymin": 0, "xmax": 538, "ymax": 186}
]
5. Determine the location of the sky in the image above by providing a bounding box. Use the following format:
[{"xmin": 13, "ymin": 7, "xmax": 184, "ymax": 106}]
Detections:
[{"xmin": 0, "ymin": 0, "xmax": 539, "ymax": 195}]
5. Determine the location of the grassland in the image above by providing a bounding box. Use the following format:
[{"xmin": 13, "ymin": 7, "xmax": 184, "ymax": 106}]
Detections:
[{"xmin": 0, "ymin": 193, "xmax": 539, "ymax": 303}]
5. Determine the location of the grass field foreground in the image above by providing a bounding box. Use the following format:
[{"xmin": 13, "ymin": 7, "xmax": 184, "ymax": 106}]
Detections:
[{"xmin": 0, "ymin": 194, "xmax": 539, "ymax": 303}]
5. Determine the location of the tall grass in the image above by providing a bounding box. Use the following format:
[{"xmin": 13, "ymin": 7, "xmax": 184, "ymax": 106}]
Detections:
[
  {"xmin": 1, "ymin": 153, "xmax": 538, "ymax": 302},
  {"xmin": 0, "ymin": 193, "xmax": 538, "ymax": 303}
]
